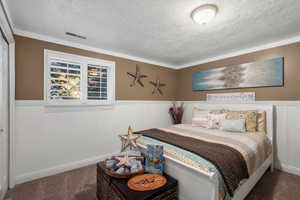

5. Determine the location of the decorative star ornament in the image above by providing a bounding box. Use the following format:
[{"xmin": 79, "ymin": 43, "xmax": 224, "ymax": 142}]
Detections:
[
  {"xmin": 149, "ymin": 79, "xmax": 166, "ymax": 95},
  {"xmin": 118, "ymin": 126, "xmax": 142, "ymax": 152},
  {"xmin": 127, "ymin": 65, "xmax": 148, "ymax": 87}
]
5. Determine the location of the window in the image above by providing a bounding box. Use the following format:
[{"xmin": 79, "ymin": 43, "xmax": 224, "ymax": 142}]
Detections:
[{"xmin": 44, "ymin": 49, "xmax": 115, "ymax": 105}]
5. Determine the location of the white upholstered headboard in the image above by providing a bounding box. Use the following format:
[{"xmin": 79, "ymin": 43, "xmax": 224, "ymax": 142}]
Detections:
[{"xmin": 185, "ymin": 103, "xmax": 274, "ymax": 143}]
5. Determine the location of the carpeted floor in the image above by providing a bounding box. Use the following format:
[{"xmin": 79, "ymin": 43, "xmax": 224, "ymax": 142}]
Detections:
[{"xmin": 4, "ymin": 165, "xmax": 300, "ymax": 200}]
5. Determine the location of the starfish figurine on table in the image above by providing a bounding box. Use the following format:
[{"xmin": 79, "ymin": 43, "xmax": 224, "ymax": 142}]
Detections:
[
  {"xmin": 115, "ymin": 153, "xmax": 136, "ymax": 167},
  {"xmin": 127, "ymin": 65, "xmax": 148, "ymax": 87},
  {"xmin": 118, "ymin": 126, "xmax": 142, "ymax": 152},
  {"xmin": 149, "ymin": 79, "xmax": 166, "ymax": 95}
]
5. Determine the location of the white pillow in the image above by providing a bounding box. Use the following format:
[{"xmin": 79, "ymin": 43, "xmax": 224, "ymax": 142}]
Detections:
[
  {"xmin": 207, "ymin": 113, "xmax": 227, "ymax": 129},
  {"xmin": 192, "ymin": 117, "xmax": 209, "ymax": 128},
  {"xmin": 192, "ymin": 107, "xmax": 209, "ymax": 128},
  {"xmin": 220, "ymin": 119, "xmax": 246, "ymax": 133}
]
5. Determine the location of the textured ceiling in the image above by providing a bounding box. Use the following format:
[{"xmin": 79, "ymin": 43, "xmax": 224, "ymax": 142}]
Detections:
[{"xmin": 6, "ymin": 0, "xmax": 300, "ymax": 68}]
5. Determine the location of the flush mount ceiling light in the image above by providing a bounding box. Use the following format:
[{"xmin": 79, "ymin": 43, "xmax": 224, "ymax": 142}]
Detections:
[{"xmin": 191, "ymin": 4, "xmax": 218, "ymax": 24}]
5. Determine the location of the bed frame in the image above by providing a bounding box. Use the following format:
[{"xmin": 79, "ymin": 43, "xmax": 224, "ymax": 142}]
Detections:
[{"xmin": 163, "ymin": 104, "xmax": 274, "ymax": 200}]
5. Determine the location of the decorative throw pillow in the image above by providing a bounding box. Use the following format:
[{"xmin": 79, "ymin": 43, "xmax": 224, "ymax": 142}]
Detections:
[
  {"xmin": 208, "ymin": 113, "xmax": 227, "ymax": 129},
  {"xmin": 192, "ymin": 108, "xmax": 226, "ymax": 128},
  {"xmin": 220, "ymin": 119, "xmax": 246, "ymax": 133},
  {"xmin": 192, "ymin": 107, "xmax": 209, "ymax": 128},
  {"xmin": 225, "ymin": 110, "xmax": 258, "ymax": 132},
  {"xmin": 209, "ymin": 109, "xmax": 226, "ymax": 114},
  {"xmin": 257, "ymin": 111, "xmax": 266, "ymax": 133}
]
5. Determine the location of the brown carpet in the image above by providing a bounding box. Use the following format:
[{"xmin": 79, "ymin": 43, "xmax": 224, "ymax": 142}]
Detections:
[{"xmin": 4, "ymin": 165, "xmax": 300, "ymax": 200}]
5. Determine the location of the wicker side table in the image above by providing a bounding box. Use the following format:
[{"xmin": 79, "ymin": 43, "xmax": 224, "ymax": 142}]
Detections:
[{"xmin": 97, "ymin": 162, "xmax": 178, "ymax": 200}]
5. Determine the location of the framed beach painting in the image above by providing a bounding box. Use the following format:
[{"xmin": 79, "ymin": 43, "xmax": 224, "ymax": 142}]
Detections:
[{"xmin": 192, "ymin": 57, "xmax": 284, "ymax": 91}]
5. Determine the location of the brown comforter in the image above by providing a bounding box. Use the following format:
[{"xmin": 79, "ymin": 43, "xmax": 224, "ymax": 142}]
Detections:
[{"xmin": 137, "ymin": 128, "xmax": 249, "ymax": 197}]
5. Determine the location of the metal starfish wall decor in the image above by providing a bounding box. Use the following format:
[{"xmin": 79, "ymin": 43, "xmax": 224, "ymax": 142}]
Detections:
[
  {"xmin": 149, "ymin": 79, "xmax": 166, "ymax": 95},
  {"xmin": 127, "ymin": 65, "xmax": 148, "ymax": 87}
]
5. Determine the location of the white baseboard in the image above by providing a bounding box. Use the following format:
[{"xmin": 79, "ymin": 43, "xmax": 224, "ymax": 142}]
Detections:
[
  {"xmin": 280, "ymin": 164, "xmax": 300, "ymax": 176},
  {"xmin": 15, "ymin": 152, "xmax": 118, "ymax": 185}
]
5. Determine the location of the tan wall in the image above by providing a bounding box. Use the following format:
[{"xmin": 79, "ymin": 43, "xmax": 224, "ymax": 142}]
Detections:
[
  {"xmin": 15, "ymin": 35, "xmax": 300, "ymax": 101},
  {"xmin": 15, "ymin": 35, "xmax": 177, "ymax": 101},
  {"xmin": 177, "ymin": 42, "xmax": 300, "ymax": 101}
]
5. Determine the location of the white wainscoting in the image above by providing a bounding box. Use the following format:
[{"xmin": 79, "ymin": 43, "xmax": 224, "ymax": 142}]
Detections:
[
  {"xmin": 14, "ymin": 100, "xmax": 300, "ymax": 185},
  {"xmin": 181, "ymin": 101, "xmax": 300, "ymax": 177},
  {"xmin": 14, "ymin": 100, "xmax": 173, "ymax": 184}
]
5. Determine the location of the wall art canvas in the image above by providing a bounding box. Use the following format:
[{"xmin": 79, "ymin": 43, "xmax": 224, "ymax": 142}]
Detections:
[
  {"xmin": 192, "ymin": 57, "xmax": 284, "ymax": 91},
  {"xmin": 145, "ymin": 145, "xmax": 164, "ymax": 175}
]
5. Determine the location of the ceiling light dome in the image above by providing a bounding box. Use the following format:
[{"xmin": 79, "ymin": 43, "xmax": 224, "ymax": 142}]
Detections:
[{"xmin": 191, "ymin": 4, "xmax": 218, "ymax": 24}]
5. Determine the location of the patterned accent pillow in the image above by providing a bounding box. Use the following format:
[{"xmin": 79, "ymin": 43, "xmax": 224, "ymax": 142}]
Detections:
[
  {"xmin": 220, "ymin": 119, "xmax": 246, "ymax": 133},
  {"xmin": 257, "ymin": 111, "xmax": 266, "ymax": 133},
  {"xmin": 192, "ymin": 107, "xmax": 226, "ymax": 128},
  {"xmin": 208, "ymin": 113, "xmax": 227, "ymax": 129},
  {"xmin": 225, "ymin": 110, "xmax": 258, "ymax": 132}
]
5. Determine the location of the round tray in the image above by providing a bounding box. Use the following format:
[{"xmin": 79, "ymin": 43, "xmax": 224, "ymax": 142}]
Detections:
[{"xmin": 127, "ymin": 174, "xmax": 167, "ymax": 191}]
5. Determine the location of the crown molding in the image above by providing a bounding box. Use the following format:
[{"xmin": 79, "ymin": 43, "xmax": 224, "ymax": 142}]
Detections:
[
  {"xmin": 13, "ymin": 29, "xmax": 300, "ymax": 70},
  {"xmin": 176, "ymin": 35, "xmax": 300, "ymax": 69},
  {"xmin": 13, "ymin": 28, "xmax": 177, "ymax": 69}
]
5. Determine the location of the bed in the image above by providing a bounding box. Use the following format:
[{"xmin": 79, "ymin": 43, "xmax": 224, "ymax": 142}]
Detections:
[{"xmin": 136, "ymin": 104, "xmax": 274, "ymax": 200}]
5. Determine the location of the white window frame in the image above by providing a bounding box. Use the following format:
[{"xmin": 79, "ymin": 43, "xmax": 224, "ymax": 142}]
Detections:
[{"xmin": 44, "ymin": 49, "xmax": 115, "ymax": 106}]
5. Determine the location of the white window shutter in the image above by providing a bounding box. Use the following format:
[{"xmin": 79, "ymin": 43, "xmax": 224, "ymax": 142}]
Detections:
[{"xmin": 87, "ymin": 64, "xmax": 108, "ymax": 100}]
